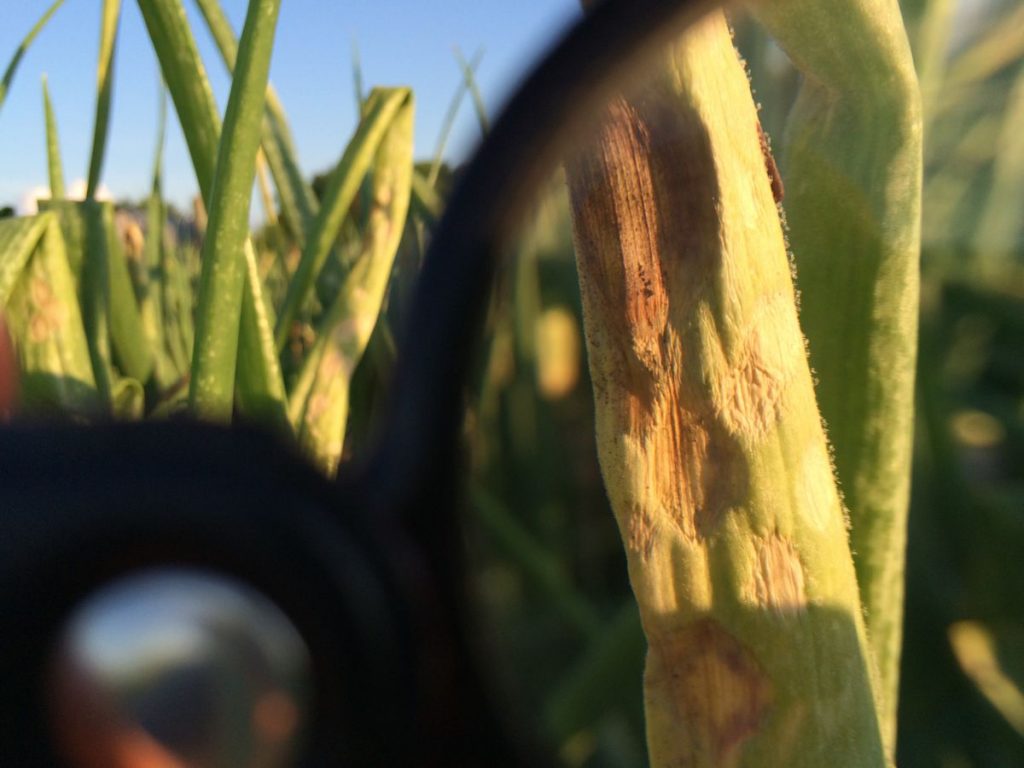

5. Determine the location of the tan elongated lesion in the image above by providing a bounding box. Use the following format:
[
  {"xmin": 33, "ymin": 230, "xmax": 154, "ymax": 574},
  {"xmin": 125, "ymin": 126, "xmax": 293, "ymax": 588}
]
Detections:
[
  {"xmin": 703, "ymin": 292, "xmax": 806, "ymax": 441},
  {"xmin": 748, "ymin": 532, "xmax": 808, "ymax": 617}
]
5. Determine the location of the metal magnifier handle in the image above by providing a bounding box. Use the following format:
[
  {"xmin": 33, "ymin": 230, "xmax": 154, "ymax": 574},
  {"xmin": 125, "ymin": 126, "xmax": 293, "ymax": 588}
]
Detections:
[{"xmin": 0, "ymin": 0, "xmax": 721, "ymax": 765}]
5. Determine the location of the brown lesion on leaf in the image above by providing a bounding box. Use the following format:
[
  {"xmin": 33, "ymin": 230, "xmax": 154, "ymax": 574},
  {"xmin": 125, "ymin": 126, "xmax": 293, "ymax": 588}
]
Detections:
[
  {"xmin": 707, "ymin": 293, "xmax": 803, "ymax": 440},
  {"xmin": 615, "ymin": 353, "xmax": 748, "ymax": 552},
  {"xmin": 757, "ymin": 120, "xmax": 785, "ymax": 204},
  {"xmin": 569, "ymin": 82, "xmax": 752, "ymax": 544},
  {"xmin": 567, "ymin": 95, "xmax": 671, "ymax": 411},
  {"xmin": 647, "ymin": 391, "xmax": 748, "ymax": 541},
  {"xmin": 749, "ymin": 532, "xmax": 807, "ymax": 617},
  {"xmin": 567, "ymin": 81, "xmax": 725, "ymax": 398},
  {"xmin": 647, "ymin": 619, "xmax": 773, "ymax": 767},
  {"xmin": 27, "ymin": 275, "xmax": 64, "ymax": 344},
  {"xmin": 628, "ymin": 505, "xmax": 659, "ymax": 561}
]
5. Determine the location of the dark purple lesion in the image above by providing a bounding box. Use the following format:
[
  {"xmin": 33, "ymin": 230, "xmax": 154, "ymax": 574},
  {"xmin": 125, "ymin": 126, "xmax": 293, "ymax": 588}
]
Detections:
[{"xmin": 757, "ymin": 121, "xmax": 785, "ymax": 204}]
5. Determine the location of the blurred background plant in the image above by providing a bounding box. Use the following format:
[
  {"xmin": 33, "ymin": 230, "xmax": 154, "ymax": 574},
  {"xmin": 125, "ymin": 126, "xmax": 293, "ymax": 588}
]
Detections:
[{"xmin": 0, "ymin": 0, "xmax": 1022, "ymax": 766}]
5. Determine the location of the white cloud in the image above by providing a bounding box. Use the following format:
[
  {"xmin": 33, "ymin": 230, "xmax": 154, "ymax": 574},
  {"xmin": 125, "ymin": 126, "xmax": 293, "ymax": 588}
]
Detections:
[{"xmin": 17, "ymin": 179, "xmax": 113, "ymax": 216}]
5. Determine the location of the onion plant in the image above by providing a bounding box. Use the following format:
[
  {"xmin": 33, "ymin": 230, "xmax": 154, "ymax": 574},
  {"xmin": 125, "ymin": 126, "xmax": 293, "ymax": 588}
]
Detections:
[
  {"xmin": 565, "ymin": 0, "xmax": 920, "ymax": 763},
  {"xmin": 0, "ymin": 0, "xmax": 420, "ymax": 475},
  {"xmin": 1, "ymin": 0, "xmax": 1021, "ymax": 765}
]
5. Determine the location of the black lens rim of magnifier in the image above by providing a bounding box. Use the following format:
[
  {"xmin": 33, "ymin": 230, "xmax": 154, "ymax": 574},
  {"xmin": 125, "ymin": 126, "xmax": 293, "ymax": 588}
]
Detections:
[
  {"xmin": 354, "ymin": 0, "xmax": 725, "ymax": 762},
  {"xmin": 0, "ymin": 423, "xmax": 416, "ymax": 768},
  {"xmin": 371, "ymin": 0, "xmax": 722, "ymax": 504}
]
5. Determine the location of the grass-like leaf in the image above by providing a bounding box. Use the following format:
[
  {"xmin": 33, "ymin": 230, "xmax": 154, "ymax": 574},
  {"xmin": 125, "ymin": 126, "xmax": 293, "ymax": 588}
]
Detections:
[
  {"xmin": 236, "ymin": 240, "xmax": 289, "ymax": 432},
  {"xmin": 188, "ymin": 0, "xmax": 283, "ymax": 421},
  {"xmin": 42, "ymin": 74, "xmax": 65, "ymax": 201},
  {"xmin": 139, "ymin": 89, "xmax": 182, "ymax": 390},
  {"xmin": 409, "ymin": 171, "xmax": 443, "ymax": 228},
  {"xmin": 0, "ymin": 214, "xmax": 99, "ymax": 416},
  {"xmin": 287, "ymin": 87, "xmax": 413, "ymax": 474},
  {"xmin": 274, "ymin": 88, "xmax": 412, "ymax": 351},
  {"xmin": 944, "ymin": 3, "xmax": 1024, "ymax": 91},
  {"xmin": 351, "ymin": 39, "xmax": 365, "ymax": 111},
  {"xmin": 162, "ymin": 243, "xmax": 194, "ymax": 378},
  {"xmin": 106, "ymin": 210, "xmax": 153, "ymax": 383},
  {"xmin": 470, "ymin": 483, "xmax": 600, "ymax": 639},
  {"xmin": 137, "ymin": 0, "xmax": 288, "ymax": 425},
  {"xmin": 194, "ymin": 0, "xmax": 440, "ymax": 270},
  {"xmin": 756, "ymin": 0, "xmax": 923, "ymax": 743},
  {"xmin": 428, "ymin": 48, "xmax": 483, "ymax": 187},
  {"xmin": 43, "ymin": 200, "xmax": 153, "ymax": 397},
  {"xmin": 136, "ymin": 0, "xmax": 220, "ymax": 194},
  {"xmin": 454, "ymin": 46, "xmax": 489, "ymax": 135},
  {"xmin": 0, "ymin": 0, "xmax": 66, "ymax": 115},
  {"xmin": 111, "ymin": 375, "xmax": 144, "ymax": 419},
  {"xmin": 0, "ymin": 215, "xmax": 50, "ymax": 306},
  {"xmin": 544, "ymin": 601, "xmax": 644, "ymax": 741},
  {"xmin": 912, "ymin": 0, "xmax": 954, "ymax": 124},
  {"xmin": 971, "ymin": 64, "xmax": 1024, "ymax": 261},
  {"xmin": 86, "ymin": 0, "xmax": 122, "ymax": 199},
  {"xmin": 192, "ymin": 0, "xmax": 317, "ymax": 243},
  {"xmin": 78, "ymin": 201, "xmax": 116, "ymax": 402}
]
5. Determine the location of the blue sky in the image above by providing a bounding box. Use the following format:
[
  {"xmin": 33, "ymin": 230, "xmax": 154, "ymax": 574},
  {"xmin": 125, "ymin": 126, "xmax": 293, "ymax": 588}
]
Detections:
[{"xmin": 1, "ymin": 1, "xmax": 579, "ymax": 214}]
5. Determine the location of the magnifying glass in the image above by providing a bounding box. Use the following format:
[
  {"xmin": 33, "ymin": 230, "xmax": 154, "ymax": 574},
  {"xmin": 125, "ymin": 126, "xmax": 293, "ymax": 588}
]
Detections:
[{"xmin": 0, "ymin": 0, "xmax": 721, "ymax": 764}]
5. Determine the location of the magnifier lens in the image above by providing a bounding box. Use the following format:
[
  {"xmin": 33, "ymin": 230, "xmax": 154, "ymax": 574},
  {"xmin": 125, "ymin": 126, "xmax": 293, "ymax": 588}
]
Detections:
[{"xmin": 49, "ymin": 569, "xmax": 311, "ymax": 768}]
